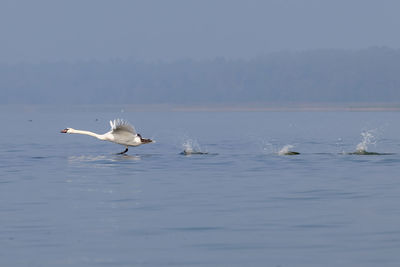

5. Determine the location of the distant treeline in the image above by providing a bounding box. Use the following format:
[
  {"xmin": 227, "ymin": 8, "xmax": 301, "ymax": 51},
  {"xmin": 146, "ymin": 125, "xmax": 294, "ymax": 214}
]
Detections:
[{"xmin": 1, "ymin": 47, "xmax": 400, "ymax": 104}]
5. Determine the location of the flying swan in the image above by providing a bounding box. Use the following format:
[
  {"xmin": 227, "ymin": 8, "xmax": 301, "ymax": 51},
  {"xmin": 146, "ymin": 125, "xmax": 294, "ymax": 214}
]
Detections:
[{"xmin": 61, "ymin": 119, "xmax": 153, "ymax": 154}]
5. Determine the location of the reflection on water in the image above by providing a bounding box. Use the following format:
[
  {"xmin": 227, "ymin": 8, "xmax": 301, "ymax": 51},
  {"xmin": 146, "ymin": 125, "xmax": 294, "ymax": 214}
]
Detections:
[{"xmin": 68, "ymin": 154, "xmax": 141, "ymax": 164}]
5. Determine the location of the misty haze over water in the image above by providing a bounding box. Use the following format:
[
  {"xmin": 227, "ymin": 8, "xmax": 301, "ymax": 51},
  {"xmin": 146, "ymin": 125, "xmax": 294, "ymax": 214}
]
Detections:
[
  {"xmin": 2, "ymin": 1, "xmax": 400, "ymax": 106},
  {"xmin": 1, "ymin": 47, "xmax": 400, "ymax": 106}
]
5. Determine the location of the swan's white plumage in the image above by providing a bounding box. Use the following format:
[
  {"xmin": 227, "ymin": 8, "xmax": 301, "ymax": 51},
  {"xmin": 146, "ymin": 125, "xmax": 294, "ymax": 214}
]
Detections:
[
  {"xmin": 109, "ymin": 119, "xmax": 136, "ymax": 135},
  {"xmin": 61, "ymin": 118, "xmax": 153, "ymax": 154}
]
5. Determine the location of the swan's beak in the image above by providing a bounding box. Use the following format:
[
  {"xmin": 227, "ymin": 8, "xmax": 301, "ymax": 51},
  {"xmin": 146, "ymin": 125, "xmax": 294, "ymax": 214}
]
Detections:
[{"xmin": 60, "ymin": 128, "xmax": 68, "ymax": 133}]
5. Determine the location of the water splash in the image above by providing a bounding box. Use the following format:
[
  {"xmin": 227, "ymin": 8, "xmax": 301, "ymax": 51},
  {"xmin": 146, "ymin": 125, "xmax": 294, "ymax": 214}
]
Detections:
[
  {"xmin": 356, "ymin": 130, "xmax": 377, "ymax": 153},
  {"xmin": 278, "ymin": 145, "xmax": 293, "ymax": 155},
  {"xmin": 182, "ymin": 139, "xmax": 199, "ymax": 153},
  {"xmin": 181, "ymin": 139, "xmax": 208, "ymax": 155},
  {"xmin": 278, "ymin": 145, "xmax": 300, "ymax": 155}
]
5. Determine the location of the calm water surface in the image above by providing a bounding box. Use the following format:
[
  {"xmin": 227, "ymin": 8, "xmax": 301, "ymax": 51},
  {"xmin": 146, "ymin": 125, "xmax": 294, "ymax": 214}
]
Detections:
[{"xmin": 1, "ymin": 107, "xmax": 400, "ymax": 266}]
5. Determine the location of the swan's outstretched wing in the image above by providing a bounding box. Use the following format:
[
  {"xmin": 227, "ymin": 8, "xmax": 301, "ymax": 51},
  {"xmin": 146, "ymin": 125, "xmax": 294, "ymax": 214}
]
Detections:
[{"xmin": 109, "ymin": 119, "xmax": 137, "ymax": 135}]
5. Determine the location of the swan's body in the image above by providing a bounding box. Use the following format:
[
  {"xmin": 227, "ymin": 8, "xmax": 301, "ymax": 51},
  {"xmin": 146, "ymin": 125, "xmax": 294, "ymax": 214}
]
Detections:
[{"xmin": 61, "ymin": 119, "xmax": 153, "ymax": 154}]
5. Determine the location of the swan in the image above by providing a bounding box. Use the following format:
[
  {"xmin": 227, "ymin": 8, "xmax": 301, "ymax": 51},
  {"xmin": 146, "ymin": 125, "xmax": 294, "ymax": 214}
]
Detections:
[{"xmin": 61, "ymin": 119, "xmax": 153, "ymax": 154}]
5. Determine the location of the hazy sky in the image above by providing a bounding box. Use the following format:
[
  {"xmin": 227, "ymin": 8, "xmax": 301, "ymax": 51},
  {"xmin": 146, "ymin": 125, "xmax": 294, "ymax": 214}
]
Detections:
[{"xmin": 1, "ymin": 0, "xmax": 400, "ymax": 63}]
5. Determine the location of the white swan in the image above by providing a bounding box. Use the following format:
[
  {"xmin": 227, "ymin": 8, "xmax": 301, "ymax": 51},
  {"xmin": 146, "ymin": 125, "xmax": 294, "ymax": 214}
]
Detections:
[{"xmin": 61, "ymin": 119, "xmax": 153, "ymax": 154}]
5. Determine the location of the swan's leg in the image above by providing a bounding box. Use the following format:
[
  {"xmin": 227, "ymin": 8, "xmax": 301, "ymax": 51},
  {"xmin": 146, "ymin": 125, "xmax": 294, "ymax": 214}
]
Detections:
[{"xmin": 117, "ymin": 147, "xmax": 129, "ymax": 155}]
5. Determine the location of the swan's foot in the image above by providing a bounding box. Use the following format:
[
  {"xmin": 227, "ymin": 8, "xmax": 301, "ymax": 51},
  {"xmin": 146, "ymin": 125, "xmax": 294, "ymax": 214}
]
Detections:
[{"xmin": 117, "ymin": 147, "xmax": 129, "ymax": 155}]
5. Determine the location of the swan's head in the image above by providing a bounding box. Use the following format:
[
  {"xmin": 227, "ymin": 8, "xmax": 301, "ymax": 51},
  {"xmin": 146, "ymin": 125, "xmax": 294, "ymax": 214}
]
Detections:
[
  {"xmin": 137, "ymin": 133, "xmax": 154, "ymax": 144},
  {"xmin": 60, "ymin": 128, "xmax": 73, "ymax": 133}
]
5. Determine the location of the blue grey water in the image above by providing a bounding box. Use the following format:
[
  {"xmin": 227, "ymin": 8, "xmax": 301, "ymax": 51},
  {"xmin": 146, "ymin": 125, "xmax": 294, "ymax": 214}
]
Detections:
[{"xmin": 1, "ymin": 107, "xmax": 400, "ymax": 267}]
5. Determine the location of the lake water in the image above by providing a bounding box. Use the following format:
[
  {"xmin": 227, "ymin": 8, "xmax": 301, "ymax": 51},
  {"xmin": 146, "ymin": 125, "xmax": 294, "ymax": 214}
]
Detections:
[{"xmin": 1, "ymin": 107, "xmax": 400, "ymax": 266}]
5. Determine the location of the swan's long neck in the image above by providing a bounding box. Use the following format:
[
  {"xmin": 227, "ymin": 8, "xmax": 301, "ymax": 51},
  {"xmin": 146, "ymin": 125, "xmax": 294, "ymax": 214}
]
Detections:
[{"xmin": 69, "ymin": 129, "xmax": 106, "ymax": 140}]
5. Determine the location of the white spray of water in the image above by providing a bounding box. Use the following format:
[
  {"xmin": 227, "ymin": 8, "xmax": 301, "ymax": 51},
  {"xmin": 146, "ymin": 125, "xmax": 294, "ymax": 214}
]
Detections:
[
  {"xmin": 278, "ymin": 145, "xmax": 294, "ymax": 155},
  {"xmin": 182, "ymin": 139, "xmax": 203, "ymax": 154},
  {"xmin": 356, "ymin": 130, "xmax": 377, "ymax": 152}
]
